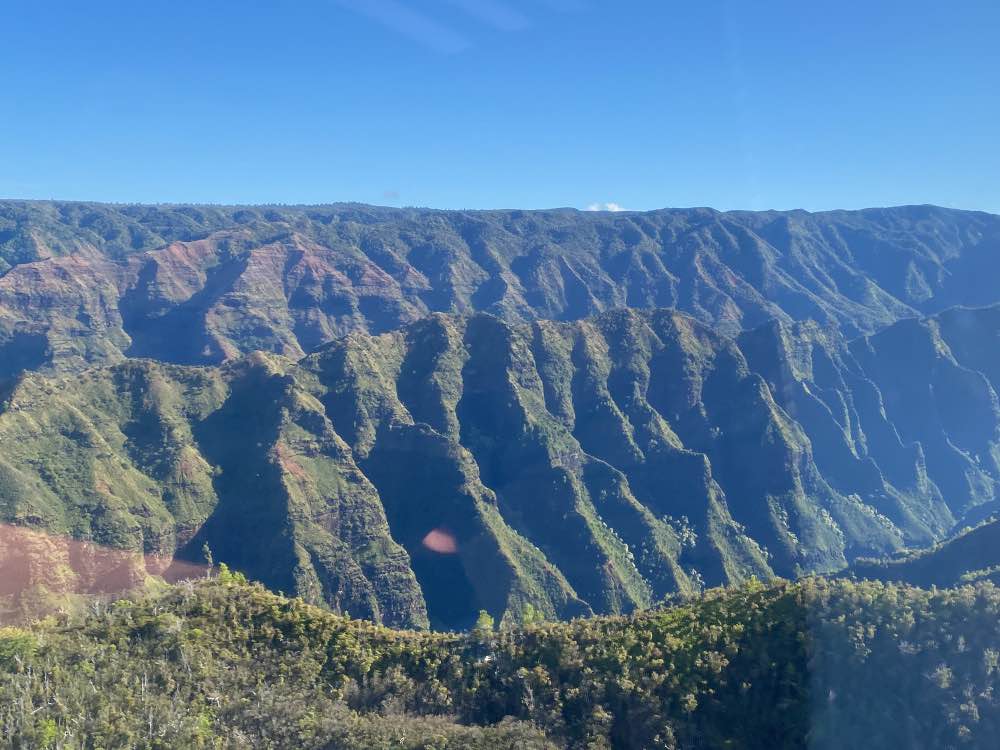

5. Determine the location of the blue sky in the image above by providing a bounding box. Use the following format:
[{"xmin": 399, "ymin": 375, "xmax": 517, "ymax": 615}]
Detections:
[{"xmin": 2, "ymin": 0, "xmax": 998, "ymax": 212}]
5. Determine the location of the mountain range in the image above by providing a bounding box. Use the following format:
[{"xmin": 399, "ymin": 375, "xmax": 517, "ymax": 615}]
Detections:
[
  {"xmin": 1, "ymin": 201, "xmax": 1000, "ymax": 628},
  {"xmin": 3, "ymin": 201, "xmax": 999, "ymax": 379}
]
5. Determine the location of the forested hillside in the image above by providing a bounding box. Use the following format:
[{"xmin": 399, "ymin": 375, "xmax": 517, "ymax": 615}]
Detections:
[{"xmin": 3, "ymin": 574, "xmax": 1000, "ymax": 749}]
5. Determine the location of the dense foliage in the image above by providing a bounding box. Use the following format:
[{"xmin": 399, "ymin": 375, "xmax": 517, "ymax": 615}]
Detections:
[{"xmin": 3, "ymin": 573, "xmax": 1000, "ymax": 748}]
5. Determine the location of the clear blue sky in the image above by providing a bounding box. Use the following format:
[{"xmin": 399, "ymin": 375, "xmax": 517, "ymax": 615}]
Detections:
[{"xmin": 2, "ymin": 1, "xmax": 998, "ymax": 213}]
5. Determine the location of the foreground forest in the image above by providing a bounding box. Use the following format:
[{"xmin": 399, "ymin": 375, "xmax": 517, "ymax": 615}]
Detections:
[{"xmin": 3, "ymin": 573, "xmax": 1000, "ymax": 749}]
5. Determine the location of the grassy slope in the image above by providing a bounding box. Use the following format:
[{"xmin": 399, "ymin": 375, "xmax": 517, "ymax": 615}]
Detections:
[{"xmin": 0, "ymin": 356, "xmax": 430, "ymax": 629}]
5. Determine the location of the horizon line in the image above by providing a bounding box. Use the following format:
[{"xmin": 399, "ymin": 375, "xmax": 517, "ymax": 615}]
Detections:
[{"xmin": 1, "ymin": 197, "xmax": 995, "ymax": 218}]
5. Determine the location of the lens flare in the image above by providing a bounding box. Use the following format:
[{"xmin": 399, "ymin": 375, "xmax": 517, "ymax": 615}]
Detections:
[{"xmin": 421, "ymin": 528, "xmax": 458, "ymax": 554}]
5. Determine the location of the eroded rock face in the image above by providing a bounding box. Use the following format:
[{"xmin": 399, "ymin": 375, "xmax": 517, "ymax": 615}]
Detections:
[{"xmin": 2, "ymin": 202, "xmax": 999, "ymax": 379}]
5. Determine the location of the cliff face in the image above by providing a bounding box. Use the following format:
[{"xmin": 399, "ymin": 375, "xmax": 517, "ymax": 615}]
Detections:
[
  {"xmin": 4, "ymin": 304, "xmax": 998, "ymax": 629},
  {"xmin": 2, "ymin": 202, "xmax": 999, "ymax": 379}
]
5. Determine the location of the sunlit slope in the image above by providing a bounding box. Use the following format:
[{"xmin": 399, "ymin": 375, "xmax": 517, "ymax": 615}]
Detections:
[{"xmin": 0, "ymin": 356, "xmax": 432, "ymax": 628}]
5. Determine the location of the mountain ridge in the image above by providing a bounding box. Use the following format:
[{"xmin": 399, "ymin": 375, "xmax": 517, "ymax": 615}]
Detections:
[{"xmin": 3, "ymin": 201, "xmax": 999, "ymax": 380}]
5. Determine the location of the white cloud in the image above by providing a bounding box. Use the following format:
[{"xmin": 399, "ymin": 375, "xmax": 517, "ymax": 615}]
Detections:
[
  {"xmin": 336, "ymin": 0, "xmax": 470, "ymax": 54},
  {"xmin": 585, "ymin": 202, "xmax": 629, "ymax": 212},
  {"xmin": 444, "ymin": 0, "xmax": 529, "ymax": 31}
]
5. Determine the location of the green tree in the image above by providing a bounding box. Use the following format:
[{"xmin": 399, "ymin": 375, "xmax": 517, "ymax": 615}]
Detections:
[
  {"xmin": 202, "ymin": 541, "xmax": 214, "ymax": 576},
  {"xmin": 473, "ymin": 610, "xmax": 495, "ymax": 636}
]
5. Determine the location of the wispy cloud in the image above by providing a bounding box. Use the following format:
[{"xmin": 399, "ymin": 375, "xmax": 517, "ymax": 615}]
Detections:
[
  {"xmin": 336, "ymin": 0, "xmax": 471, "ymax": 54},
  {"xmin": 585, "ymin": 202, "xmax": 629, "ymax": 212},
  {"xmin": 540, "ymin": 0, "xmax": 586, "ymax": 11},
  {"xmin": 443, "ymin": 0, "xmax": 529, "ymax": 31}
]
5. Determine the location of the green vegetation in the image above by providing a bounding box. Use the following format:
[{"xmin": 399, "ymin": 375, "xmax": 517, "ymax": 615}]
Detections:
[{"xmin": 3, "ymin": 575, "xmax": 1000, "ymax": 748}]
